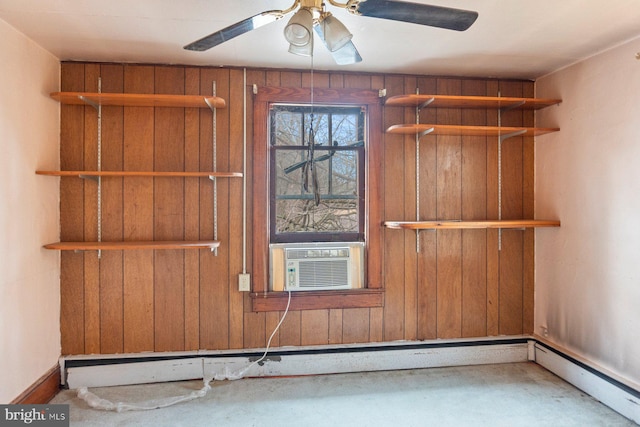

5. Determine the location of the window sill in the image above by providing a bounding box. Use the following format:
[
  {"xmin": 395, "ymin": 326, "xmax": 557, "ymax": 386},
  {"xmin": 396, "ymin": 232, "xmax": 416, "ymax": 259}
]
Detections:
[{"xmin": 250, "ymin": 288, "xmax": 384, "ymax": 312}]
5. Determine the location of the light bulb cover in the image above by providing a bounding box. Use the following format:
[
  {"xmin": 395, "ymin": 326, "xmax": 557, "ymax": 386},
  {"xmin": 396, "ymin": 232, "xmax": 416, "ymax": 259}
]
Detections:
[
  {"xmin": 284, "ymin": 8, "xmax": 314, "ymax": 47},
  {"xmin": 321, "ymin": 14, "xmax": 353, "ymax": 52}
]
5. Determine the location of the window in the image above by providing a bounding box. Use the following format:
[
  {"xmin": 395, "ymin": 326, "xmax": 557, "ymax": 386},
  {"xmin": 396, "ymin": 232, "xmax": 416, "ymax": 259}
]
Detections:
[
  {"xmin": 270, "ymin": 104, "xmax": 365, "ymax": 243},
  {"xmin": 251, "ymin": 86, "xmax": 384, "ymax": 311}
]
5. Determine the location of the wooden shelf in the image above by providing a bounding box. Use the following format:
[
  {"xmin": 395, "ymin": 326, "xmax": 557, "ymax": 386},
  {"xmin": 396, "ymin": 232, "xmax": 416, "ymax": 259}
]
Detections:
[
  {"xmin": 386, "ymin": 124, "xmax": 559, "ymax": 138},
  {"xmin": 385, "ymin": 94, "xmax": 561, "ymax": 110},
  {"xmin": 384, "ymin": 220, "xmax": 561, "ymax": 230},
  {"xmin": 43, "ymin": 240, "xmax": 221, "ymax": 251},
  {"xmin": 50, "ymin": 92, "xmax": 226, "ymax": 109},
  {"xmin": 36, "ymin": 170, "xmax": 242, "ymax": 178}
]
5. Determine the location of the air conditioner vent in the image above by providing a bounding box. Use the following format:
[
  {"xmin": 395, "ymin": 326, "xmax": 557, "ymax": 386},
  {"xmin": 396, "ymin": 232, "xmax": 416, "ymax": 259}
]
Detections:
[{"xmin": 298, "ymin": 260, "xmax": 349, "ymax": 288}]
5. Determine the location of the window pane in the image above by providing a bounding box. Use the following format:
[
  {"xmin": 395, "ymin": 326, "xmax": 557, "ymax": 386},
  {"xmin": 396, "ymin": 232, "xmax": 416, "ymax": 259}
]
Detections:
[
  {"xmin": 275, "ymin": 198, "xmax": 358, "ymax": 234},
  {"xmin": 305, "ymin": 112, "xmax": 329, "ymax": 146},
  {"xmin": 329, "ymin": 151, "xmax": 358, "ymax": 195},
  {"xmin": 332, "ymin": 113, "xmax": 359, "ymax": 147},
  {"xmin": 274, "ymin": 111, "xmax": 302, "ymax": 146}
]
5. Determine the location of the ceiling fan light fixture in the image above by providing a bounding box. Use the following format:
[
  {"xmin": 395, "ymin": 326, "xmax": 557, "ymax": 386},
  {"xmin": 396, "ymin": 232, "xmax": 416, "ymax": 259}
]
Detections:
[
  {"xmin": 320, "ymin": 13, "xmax": 353, "ymax": 52},
  {"xmin": 284, "ymin": 8, "xmax": 314, "ymax": 47}
]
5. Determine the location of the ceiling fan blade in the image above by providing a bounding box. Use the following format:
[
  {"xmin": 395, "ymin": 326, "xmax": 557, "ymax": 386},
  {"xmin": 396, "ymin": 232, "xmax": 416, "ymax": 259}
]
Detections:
[
  {"xmin": 331, "ymin": 41, "xmax": 362, "ymax": 65},
  {"xmin": 184, "ymin": 12, "xmax": 281, "ymax": 51},
  {"xmin": 314, "ymin": 25, "xmax": 363, "ymax": 65},
  {"xmin": 355, "ymin": 0, "xmax": 478, "ymax": 31}
]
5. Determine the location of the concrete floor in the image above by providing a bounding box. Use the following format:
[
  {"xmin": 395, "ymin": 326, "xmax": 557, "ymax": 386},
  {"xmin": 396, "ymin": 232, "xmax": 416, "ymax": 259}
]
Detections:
[{"xmin": 51, "ymin": 362, "xmax": 636, "ymax": 426}]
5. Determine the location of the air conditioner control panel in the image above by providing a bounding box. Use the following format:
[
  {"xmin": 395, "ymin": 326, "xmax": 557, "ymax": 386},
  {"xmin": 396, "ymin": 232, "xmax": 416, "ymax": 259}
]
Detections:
[{"xmin": 286, "ymin": 261, "xmax": 298, "ymax": 289}]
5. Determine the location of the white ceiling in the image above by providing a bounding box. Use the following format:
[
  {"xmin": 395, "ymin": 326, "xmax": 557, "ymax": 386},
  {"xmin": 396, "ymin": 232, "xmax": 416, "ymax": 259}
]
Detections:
[{"xmin": 1, "ymin": 0, "xmax": 639, "ymax": 80}]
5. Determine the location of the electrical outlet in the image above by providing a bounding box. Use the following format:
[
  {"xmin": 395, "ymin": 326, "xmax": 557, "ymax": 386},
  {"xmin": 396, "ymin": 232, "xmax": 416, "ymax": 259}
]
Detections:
[{"xmin": 239, "ymin": 273, "xmax": 251, "ymax": 292}]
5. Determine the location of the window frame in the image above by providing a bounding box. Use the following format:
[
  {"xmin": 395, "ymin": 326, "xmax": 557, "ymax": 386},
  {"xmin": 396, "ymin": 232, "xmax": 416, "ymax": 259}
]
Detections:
[
  {"xmin": 269, "ymin": 103, "xmax": 366, "ymax": 243},
  {"xmin": 251, "ymin": 86, "xmax": 384, "ymax": 312}
]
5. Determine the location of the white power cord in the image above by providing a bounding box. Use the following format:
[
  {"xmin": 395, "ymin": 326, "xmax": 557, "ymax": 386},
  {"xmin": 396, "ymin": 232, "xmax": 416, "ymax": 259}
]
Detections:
[
  {"xmin": 77, "ymin": 382, "xmax": 211, "ymax": 412},
  {"xmin": 77, "ymin": 290, "xmax": 292, "ymax": 412}
]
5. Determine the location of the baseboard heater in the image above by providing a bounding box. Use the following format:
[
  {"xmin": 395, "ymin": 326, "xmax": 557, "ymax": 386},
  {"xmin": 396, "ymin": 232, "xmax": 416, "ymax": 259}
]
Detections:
[
  {"xmin": 533, "ymin": 338, "xmax": 640, "ymax": 424},
  {"xmin": 62, "ymin": 337, "xmax": 530, "ymax": 389},
  {"xmin": 60, "ymin": 336, "xmax": 640, "ymax": 424}
]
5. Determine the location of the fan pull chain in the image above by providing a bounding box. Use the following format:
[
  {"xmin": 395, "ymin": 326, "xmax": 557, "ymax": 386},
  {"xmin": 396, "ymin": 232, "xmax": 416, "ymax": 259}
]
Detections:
[{"xmin": 308, "ymin": 51, "xmax": 320, "ymax": 206}]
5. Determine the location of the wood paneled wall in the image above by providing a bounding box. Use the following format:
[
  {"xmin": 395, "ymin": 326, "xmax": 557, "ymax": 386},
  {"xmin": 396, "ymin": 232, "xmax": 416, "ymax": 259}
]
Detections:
[{"xmin": 59, "ymin": 62, "xmax": 534, "ymax": 355}]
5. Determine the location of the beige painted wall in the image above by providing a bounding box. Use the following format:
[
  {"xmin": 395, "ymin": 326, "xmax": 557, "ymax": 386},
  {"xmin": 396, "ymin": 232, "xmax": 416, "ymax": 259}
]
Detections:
[
  {"xmin": 536, "ymin": 35, "xmax": 640, "ymax": 388},
  {"xmin": 0, "ymin": 18, "xmax": 60, "ymax": 402}
]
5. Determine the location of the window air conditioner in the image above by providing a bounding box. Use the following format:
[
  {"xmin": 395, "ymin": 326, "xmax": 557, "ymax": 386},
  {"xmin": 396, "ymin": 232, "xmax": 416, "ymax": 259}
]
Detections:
[{"xmin": 270, "ymin": 242, "xmax": 364, "ymax": 291}]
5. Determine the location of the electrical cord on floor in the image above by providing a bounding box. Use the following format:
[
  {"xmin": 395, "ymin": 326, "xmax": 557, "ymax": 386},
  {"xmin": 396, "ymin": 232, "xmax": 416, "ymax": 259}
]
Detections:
[
  {"xmin": 231, "ymin": 288, "xmax": 292, "ymax": 379},
  {"xmin": 77, "ymin": 290, "xmax": 292, "ymax": 412}
]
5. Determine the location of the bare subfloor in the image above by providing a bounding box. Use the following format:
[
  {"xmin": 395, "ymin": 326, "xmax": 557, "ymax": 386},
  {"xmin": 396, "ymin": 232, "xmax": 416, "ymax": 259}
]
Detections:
[{"xmin": 51, "ymin": 362, "xmax": 636, "ymax": 426}]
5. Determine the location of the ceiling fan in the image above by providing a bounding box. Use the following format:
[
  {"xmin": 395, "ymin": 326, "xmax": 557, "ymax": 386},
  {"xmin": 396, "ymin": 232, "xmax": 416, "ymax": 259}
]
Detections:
[{"xmin": 184, "ymin": 0, "xmax": 478, "ymax": 65}]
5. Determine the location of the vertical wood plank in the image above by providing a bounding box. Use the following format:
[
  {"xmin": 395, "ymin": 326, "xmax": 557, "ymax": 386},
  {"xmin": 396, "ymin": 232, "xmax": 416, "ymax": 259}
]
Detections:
[
  {"xmin": 243, "ymin": 69, "xmax": 267, "ymax": 349},
  {"xmin": 461, "ymin": 79, "xmax": 488, "ymax": 338},
  {"xmin": 498, "ymin": 80, "xmax": 524, "ymax": 335},
  {"xmin": 201, "ymin": 68, "xmax": 231, "ymax": 350},
  {"xmin": 198, "ymin": 68, "xmax": 218, "ymax": 349},
  {"xmin": 416, "ymin": 76, "xmax": 438, "ymax": 341},
  {"xmin": 522, "ymin": 82, "xmax": 535, "ymax": 334},
  {"xmin": 402, "ymin": 76, "xmax": 418, "ymax": 341},
  {"xmin": 228, "ymin": 68, "xmax": 246, "ymax": 349},
  {"xmin": 368, "ymin": 74, "xmax": 385, "ymax": 343},
  {"xmin": 296, "ymin": 72, "xmax": 332, "ymax": 347},
  {"xmin": 99, "ymin": 64, "xmax": 125, "ymax": 354},
  {"xmin": 342, "ymin": 308, "xmax": 370, "ymax": 343},
  {"xmin": 435, "ymin": 78, "xmax": 462, "ymax": 339},
  {"xmin": 184, "ymin": 67, "xmax": 201, "ymax": 351},
  {"xmin": 82, "ymin": 64, "xmax": 101, "ymax": 354},
  {"xmin": 486, "ymin": 80, "xmax": 500, "ymax": 336},
  {"xmin": 60, "ymin": 62, "xmax": 86, "ymax": 355},
  {"xmin": 123, "ymin": 64, "xmax": 155, "ymax": 353},
  {"xmin": 328, "ymin": 309, "xmax": 343, "ymax": 344},
  {"xmin": 154, "ymin": 66, "xmax": 186, "ymax": 352},
  {"xmin": 500, "ymin": 229, "xmax": 524, "ymax": 335},
  {"xmin": 382, "ymin": 74, "xmax": 405, "ymax": 342},
  {"xmin": 278, "ymin": 309, "xmax": 301, "ymax": 347}
]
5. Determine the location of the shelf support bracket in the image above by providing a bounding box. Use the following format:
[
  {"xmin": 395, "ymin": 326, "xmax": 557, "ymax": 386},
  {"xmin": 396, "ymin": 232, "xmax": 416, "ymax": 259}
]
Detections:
[
  {"xmin": 500, "ymin": 100, "xmax": 526, "ymax": 113},
  {"xmin": 79, "ymin": 174, "xmax": 99, "ymax": 183},
  {"xmin": 78, "ymin": 95, "xmax": 99, "ymax": 110},
  {"xmin": 418, "ymin": 127, "xmax": 435, "ymax": 139},
  {"xmin": 417, "ymin": 97, "xmax": 435, "ymax": 112},
  {"xmin": 204, "ymin": 97, "xmax": 217, "ymax": 113},
  {"xmin": 499, "ymin": 129, "xmax": 527, "ymax": 142}
]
